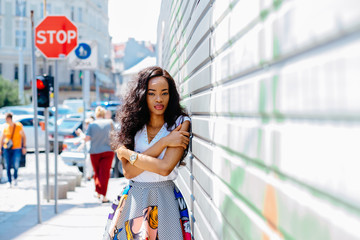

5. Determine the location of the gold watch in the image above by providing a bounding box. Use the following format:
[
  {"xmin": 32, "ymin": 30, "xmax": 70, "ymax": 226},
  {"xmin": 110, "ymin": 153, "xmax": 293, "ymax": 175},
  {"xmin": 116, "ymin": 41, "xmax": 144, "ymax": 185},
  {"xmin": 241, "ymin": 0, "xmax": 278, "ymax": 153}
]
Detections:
[{"xmin": 129, "ymin": 152, "xmax": 138, "ymax": 165}]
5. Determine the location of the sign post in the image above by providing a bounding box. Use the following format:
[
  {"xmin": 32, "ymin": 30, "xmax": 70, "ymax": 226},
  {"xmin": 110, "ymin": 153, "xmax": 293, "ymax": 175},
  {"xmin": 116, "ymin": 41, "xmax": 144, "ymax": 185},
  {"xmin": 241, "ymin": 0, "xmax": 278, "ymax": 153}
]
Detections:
[
  {"xmin": 68, "ymin": 40, "xmax": 98, "ymax": 180},
  {"xmin": 30, "ymin": 10, "xmax": 41, "ymax": 224},
  {"xmin": 35, "ymin": 15, "xmax": 78, "ymax": 213}
]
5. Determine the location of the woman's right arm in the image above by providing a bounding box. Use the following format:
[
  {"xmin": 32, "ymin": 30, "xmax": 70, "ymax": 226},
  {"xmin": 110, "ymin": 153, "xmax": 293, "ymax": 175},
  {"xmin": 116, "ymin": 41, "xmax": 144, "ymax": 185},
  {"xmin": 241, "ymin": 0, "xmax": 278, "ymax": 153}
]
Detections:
[
  {"xmin": 119, "ymin": 124, "xmax": 190, "ymax": 179},
  {"xmin": 118, "ymin": 121, "xmax": 190, "ymax": 177}
]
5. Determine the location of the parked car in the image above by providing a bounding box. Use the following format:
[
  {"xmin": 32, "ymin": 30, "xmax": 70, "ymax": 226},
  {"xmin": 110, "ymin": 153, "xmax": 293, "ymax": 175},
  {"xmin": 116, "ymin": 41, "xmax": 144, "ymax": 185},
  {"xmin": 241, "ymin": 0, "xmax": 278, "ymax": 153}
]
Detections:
[
  {"xmin": 0, "ymin": 106, "xmax": 34, "ymax": 115},
  {"xmin": 49, "ymin": 117, "xmax": 83, "ymax": 153},
  {"xmin": 48, "ymin": 105, "xmax": 74, "ymax": 126},
  {"xmin": 0, "ymin": 114, "xmax": 46, "ymax": 152},
  {"xmin": 0, "ymin": 105, "xmax": 72, "ymax": 120},
  {"xmin": 60, "ymin": 137, "xmax": 123, "ymax": 177},
  {"xmin": 0, "ymin": 114, "xmax": 7, "ymax": 138},
  {"xmin": 60, "ymin": 137, "xmax": 86, "ymax": 171},
  {"xmin": 63, "ymin": 99, "xmax": 85, "ymax": 114},
  {"xmin": 64, "ymin": 110, "xmax": 94, "ymax": 120}
]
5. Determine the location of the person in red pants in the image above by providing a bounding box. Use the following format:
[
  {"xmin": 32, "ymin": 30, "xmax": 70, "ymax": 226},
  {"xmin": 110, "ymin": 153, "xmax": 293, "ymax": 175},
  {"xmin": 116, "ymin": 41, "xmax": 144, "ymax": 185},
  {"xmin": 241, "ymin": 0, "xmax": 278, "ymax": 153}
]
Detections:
[{"xmin": 85, "ymin": 106, "xmax": 114, "ymax": 203}]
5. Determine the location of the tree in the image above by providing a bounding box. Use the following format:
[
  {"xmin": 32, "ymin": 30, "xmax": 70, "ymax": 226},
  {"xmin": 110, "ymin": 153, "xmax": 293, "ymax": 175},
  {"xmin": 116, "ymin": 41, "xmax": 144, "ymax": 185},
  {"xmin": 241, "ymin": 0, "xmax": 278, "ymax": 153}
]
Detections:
[{"xmin": 0, "ymin": 76, "xmax": 20, "ymax": 108}]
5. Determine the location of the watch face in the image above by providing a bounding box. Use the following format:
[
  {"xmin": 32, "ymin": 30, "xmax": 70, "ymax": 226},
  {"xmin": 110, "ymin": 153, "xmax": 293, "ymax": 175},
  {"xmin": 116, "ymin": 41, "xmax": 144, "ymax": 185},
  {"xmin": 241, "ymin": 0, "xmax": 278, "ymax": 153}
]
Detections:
[{"xmin": 130, "ymin": 153, "xmax": 137, "ymax": 162}]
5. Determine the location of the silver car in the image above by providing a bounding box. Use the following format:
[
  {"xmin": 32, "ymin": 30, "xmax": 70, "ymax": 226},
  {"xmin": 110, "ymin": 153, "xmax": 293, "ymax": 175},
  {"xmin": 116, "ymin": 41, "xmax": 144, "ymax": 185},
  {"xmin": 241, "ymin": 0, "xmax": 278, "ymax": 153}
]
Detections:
[
  {"xmin": 60, "ymin": 137, "xmax": 86, "ymax": 170},
  {"xmin": 60, "ymin": 137, "xmax": 123, "ymax": 177}
]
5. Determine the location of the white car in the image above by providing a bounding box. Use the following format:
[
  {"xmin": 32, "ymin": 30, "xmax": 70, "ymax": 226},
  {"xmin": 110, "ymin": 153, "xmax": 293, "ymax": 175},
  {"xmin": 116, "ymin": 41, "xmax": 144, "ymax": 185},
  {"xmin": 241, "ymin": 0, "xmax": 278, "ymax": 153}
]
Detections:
[
  {"xmin": 60, "ymin": 137, "xmax": 86, "ymax": 169},
  {"xmin": 62, "ymin": 99, "xmax": 85, "ymax": 114},
  {"xmin": 0, "ymin": 106, "xmax": 34, "ymax": 115},
  {"xmin": 0, "ymin": 114, "xmax": 46, "ymax": 152},
  {"xmin": 60, "ymin": 137, "xmax": 123, "ymax": 177}
]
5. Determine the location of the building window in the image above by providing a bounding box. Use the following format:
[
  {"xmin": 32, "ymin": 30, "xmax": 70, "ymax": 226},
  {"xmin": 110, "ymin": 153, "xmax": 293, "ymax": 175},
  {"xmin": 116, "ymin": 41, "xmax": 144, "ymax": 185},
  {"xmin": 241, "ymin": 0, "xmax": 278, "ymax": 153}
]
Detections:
[
  {"xmin": 14, "ymin": 65, "xmax": 19, "ymax": 80},
  {"xmin": 48, "ymin": 65, "xmax": 52, "ymax": 76},
  {"xmin": 24, "ymin": 64, "xmax": 28, "ymax": 84},
  {"xmin": 15, "ymin": 30, "xmax": 26, "ymax": 48},
  {"xmin": 70, "ymin": 70, "xmax": 74, "ymax": 85},
  {"xmin": 40, "ymin": 3, "xmax": 51, "ymax": 18},
  {"xmin": 78, "ymin": 7, "xmax": 83, "ymax": 22},
  {"xmin": 79, "ymin": 70, "xmax": 83, "ymax": 85},
  {"xmin": 16, "ymin": 0, "xmax": 26, "ymax": 17},
  {"xmin": 71, "ymin": 6, "xmax": 75, "ymax": 21}
]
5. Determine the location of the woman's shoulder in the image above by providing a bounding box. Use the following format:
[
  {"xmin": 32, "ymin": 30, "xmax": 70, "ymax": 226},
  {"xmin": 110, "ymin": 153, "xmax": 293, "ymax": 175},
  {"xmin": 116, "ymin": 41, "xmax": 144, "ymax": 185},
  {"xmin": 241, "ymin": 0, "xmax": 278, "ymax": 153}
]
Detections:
[
  {"xmin": 176, "ymin": 115, "xmax": 191, "ymax": 124},
  {"xmin": 134, "ymin": 125, "xmax": 146, "ymax": 143},
  {"xmin": 166, "ymin": 115, "xmax": 191, "ymax": 130}
]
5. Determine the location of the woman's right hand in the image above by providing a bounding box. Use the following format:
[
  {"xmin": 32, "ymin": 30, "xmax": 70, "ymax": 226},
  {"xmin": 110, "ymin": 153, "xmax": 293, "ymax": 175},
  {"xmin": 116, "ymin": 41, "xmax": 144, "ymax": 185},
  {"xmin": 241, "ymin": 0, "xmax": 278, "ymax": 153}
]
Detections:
[
  {"xmin": 116, "ymin": 145, "xmax": 127, "ymax": 160},
  {"xmin": 164, "ymin": 124, "xmax": 190, "ymax": 149}
]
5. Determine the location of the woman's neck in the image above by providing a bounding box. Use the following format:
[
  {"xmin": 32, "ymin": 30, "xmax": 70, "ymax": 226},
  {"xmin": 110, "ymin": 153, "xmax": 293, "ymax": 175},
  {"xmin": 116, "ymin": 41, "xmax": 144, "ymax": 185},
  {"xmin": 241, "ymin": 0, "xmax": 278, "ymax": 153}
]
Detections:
[{"xmin": 148, "ymin": 114, "xmax": 164, "ymax": 129}]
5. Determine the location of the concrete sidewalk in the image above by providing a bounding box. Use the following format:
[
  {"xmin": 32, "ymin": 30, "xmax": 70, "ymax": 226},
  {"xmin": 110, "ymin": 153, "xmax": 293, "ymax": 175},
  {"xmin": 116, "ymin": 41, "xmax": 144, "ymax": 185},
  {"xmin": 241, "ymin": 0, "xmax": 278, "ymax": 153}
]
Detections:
[{"xmin": 0, "ymin": 177, "xmax": 128, "ymax": 239}]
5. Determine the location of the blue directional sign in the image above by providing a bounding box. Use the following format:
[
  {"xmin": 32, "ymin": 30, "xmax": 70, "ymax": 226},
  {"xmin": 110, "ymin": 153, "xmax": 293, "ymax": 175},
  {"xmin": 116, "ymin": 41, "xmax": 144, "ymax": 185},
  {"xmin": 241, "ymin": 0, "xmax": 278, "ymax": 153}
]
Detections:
[
  {"xmin": 69, "ymin": 40, "xmax": 98, "ymax": 70},
  {"xmin": 75, "ymin": 43, "xmax": 91, "ymax": 60}
]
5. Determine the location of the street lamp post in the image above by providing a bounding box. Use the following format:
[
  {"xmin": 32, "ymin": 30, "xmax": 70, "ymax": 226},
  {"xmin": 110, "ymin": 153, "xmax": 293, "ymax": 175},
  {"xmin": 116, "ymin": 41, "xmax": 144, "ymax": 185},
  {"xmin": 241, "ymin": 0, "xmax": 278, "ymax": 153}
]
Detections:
[{"xmin": 18, "ymin": 0, "xmax": 25, "ymax": 104}]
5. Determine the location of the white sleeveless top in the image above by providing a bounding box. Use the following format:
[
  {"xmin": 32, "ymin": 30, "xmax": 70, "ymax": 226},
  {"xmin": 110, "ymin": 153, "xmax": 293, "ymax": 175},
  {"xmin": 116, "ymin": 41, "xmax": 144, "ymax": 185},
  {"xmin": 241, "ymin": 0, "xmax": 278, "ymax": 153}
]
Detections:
[{"xmin": 131, "ymin": 115, "xmax": 191, "ymax": 182}]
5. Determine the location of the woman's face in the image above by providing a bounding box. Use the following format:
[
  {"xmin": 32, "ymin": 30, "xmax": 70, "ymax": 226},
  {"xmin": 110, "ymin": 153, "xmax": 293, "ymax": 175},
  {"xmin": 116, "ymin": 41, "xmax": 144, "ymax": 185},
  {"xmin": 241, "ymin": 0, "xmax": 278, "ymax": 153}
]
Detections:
[{"xmin": 146, "ymin": 76, "xmax": 170, "ymax": 117}]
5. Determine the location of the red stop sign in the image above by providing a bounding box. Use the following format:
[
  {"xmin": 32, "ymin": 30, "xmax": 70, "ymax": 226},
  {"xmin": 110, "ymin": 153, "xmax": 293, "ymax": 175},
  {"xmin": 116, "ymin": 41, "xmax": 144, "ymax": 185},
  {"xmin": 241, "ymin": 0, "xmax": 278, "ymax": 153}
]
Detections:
[{"xmin": 35, "ymin": 16, "xmax": 78, "ymax": 59}]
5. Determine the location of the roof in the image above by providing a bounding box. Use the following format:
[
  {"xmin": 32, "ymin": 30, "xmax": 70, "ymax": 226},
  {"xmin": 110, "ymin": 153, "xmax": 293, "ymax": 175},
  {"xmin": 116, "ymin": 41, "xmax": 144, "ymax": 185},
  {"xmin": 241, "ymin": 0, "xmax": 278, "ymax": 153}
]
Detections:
[
  {"xmin": 95, "ymin": 70, "xmax": 113, "ymax": 84},
  {"xmin": 122, "ymin": 56, "xmax": 156, "ymax": 76}
]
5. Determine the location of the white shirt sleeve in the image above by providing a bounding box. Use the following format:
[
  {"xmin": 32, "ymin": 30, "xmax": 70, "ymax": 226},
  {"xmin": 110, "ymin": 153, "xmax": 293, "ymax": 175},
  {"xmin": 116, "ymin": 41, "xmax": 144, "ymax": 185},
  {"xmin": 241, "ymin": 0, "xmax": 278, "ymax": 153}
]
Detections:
[{"xmin": 173, "ymin": 115, "xmax": 191, "ymax": 130}]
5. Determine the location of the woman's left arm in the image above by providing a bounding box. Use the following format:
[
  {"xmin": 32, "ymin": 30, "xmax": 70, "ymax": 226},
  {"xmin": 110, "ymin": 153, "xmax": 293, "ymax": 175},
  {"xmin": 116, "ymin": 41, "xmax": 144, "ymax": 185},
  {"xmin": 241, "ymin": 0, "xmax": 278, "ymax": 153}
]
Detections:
[
  {"xmin": 118, "ymin": 122, "xmax": 190, "ymax": 178},
  {"xmin": 117, "ymin": 120, "xmax": 190, "ymax": 176}
]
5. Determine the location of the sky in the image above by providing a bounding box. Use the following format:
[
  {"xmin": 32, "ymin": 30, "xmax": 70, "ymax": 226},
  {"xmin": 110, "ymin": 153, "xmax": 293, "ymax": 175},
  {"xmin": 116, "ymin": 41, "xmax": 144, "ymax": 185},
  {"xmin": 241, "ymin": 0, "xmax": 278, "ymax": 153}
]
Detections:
[{"xmin": 108, "ymin": 0, "xmax": 162, "ymax": 44}]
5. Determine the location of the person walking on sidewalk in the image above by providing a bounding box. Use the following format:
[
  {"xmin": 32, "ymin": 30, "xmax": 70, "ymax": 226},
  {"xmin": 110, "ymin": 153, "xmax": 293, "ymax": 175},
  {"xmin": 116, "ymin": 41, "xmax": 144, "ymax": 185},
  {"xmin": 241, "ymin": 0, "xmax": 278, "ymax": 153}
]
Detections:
[
  {"xmin": 75, "ymin": 117, "xmax": 95, "ymax": 180},
  {"xmin": 0, "ymin": 113, "xmax": 26, "ymax": 187},
  {"xmin": 103, "ymin": 66, "xmax": 192, "ymax": 240},
  {"xmin": 85, "ymin": 107, "xmax": 115, "ymax": 203}
]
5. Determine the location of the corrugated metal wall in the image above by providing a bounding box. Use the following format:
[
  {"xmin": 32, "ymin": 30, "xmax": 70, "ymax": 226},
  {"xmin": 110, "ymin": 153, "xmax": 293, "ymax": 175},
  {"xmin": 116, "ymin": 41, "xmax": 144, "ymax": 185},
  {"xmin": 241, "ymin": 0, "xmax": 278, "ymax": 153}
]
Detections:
[{"xmin": 157, "ymin": 1, "xmax": 360, "ymax": 239}]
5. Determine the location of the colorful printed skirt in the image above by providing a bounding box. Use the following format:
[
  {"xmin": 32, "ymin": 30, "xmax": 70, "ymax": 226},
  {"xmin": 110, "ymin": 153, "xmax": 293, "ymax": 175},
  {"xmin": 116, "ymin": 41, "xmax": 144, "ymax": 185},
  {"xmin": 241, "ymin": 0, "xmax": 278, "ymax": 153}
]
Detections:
[{"xmin": 103, "ymin": 180, "xmax": 192, "ymax": 240}]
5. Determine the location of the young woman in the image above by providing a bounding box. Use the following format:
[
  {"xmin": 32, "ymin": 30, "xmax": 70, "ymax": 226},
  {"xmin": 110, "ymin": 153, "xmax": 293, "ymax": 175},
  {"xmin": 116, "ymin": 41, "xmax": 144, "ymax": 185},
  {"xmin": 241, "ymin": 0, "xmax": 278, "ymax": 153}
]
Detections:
[
  {"xmin": 103, "ymin": 66, "xmax": 192, "ymax": 240},
  {"xmin": 85, "ymin": 107, "xmax": 115, "ymax": 203}
]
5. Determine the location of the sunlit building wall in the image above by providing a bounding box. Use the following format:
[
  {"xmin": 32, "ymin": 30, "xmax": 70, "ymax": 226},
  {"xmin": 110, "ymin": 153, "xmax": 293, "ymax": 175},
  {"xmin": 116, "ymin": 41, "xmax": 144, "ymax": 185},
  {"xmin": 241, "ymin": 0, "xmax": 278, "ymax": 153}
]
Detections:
[
  {"xmin": 157, "ymin": 0, "xmax": 360, "ymax": 239},
  {"xmin": 0, "ymin": 0, "xmax": 112, "ymax": 102}
]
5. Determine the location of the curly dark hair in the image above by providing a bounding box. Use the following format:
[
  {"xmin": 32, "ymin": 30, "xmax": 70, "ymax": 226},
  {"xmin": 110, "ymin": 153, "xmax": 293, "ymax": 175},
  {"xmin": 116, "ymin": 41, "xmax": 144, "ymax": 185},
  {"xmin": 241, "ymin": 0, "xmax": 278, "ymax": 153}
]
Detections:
[{"xmin": 111, "ymin": 66, "xmax": 189, "ymax": 154}]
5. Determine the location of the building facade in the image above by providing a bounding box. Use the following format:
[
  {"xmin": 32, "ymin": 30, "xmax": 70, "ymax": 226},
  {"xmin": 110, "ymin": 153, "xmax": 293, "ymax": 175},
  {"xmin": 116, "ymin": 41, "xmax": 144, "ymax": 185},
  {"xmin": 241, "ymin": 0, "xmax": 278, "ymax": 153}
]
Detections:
[
  {"xmin": 112, "ymin": 38, "xmax": 156, "ymax": 98},
  {"xmin": 158, "ymin": 0, "xmax": 360, "ymax": 239},
  {"xmin": 0, "ymin": 0, "xmax": 113, "ymax": 103}
]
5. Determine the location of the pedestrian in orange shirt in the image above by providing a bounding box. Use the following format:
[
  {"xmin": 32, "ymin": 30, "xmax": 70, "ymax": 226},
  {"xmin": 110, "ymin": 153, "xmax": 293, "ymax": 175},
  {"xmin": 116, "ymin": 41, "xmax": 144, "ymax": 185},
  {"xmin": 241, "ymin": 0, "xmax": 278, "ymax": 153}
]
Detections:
[{"xmin": 0, "ymin": 113, "xmax": 26, "ymax": 188}]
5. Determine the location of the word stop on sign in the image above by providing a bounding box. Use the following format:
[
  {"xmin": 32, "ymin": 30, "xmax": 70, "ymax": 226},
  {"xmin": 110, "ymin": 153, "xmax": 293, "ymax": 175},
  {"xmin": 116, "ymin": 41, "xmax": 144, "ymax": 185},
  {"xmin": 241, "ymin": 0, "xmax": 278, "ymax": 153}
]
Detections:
[{"xmin": 36, "ymin": 30, "xmax": 77, "ymax": 44}]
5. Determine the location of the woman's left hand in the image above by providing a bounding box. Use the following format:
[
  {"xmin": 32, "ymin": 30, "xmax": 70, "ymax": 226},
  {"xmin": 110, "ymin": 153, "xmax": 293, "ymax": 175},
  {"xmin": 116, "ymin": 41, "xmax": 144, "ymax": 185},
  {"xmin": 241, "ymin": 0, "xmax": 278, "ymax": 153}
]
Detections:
[{"xmin": 22, "ymin": 147, "xmax": 26, "ymax": 155}]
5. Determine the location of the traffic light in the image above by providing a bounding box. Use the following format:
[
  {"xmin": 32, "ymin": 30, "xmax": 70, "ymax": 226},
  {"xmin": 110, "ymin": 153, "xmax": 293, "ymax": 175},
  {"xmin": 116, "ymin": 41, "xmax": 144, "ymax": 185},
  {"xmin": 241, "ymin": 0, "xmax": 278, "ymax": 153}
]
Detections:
[
  {"xmin": 36, "ymin": 75, "xmax": 50, "ymax": 107},
  {"xmin": 44, "ymin": 75, "xmax": 54, "ymax": 93}
]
